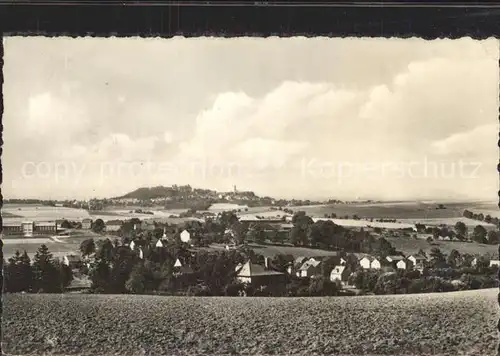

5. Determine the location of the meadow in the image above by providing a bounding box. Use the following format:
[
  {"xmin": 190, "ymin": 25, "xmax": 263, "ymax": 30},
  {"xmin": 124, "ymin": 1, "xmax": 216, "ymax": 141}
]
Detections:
[
  {"xmin": 2, "ymin": 204, "xmax": 91, "ymax": 222},
  {"xmin": 206, "ymin": 243, "xmax": 345, "ymax": 258},
  {"xmin": 2, "ymin": 231, "xmax": 109, "ymax": 260},
  {"xmin": 2, "ymin": 289, "xmax": 498, "ymax": 355},
  {"xmin": 297, "ymin": 201, "xmax": 497, "ymax": 220},
  {"xmin": 386, "ymin": 236, "xmax": 498, "ymax": 257}
]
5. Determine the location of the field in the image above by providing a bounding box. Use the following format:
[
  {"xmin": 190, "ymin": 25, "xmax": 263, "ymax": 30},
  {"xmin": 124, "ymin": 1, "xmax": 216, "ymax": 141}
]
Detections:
[
  {"xmin": 398, "ymin": 217, "xmax": 496, "ymax": 228},
  {"xmin": 2, "ymin": 231, "xmax": 110, "ymax": 260},
  {"xmin": 207, "ymin": 243, "xmax": 345, "ymax": 258},
  {"xmin": 3, "ymin": 289, "xmax": 498, "ymax": 355},
  {"xmin": 386, "ymin": 236, "xmax": 498, "ymax": 257},
  {"xmin": 3, "ymin": 200, "xmax": 498, "ymax": 262},
  {"xmin": 2, "ymin": 204, "xmax": 91, "ymax": 222},
  {"xmin": 297, "ymin": 201, "xmax": 498, "ymax": 220}
]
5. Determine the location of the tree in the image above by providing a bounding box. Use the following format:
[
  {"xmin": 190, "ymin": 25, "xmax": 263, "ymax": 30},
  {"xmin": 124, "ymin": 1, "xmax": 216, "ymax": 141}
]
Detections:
[
  {"xmin": 375, "ymin": 238, "xmax": 396, "ymax": 258},
  {"xmin": 61, "ymin": 220, "xmax": 73, "ymax": 229},
  {"xmin": 290, "ymin": 212, "xmax": 313, "ymax": 246},
  {"xmin": 92, "ymin": 218, "xmax": 105, "ymax": 233},
  {"xmin": 5, "ymin": 250, "xmax": 33, "ymax": 292},
  {"xmin": 109, "ymin": 246, "xmax": 140, "ymax": 293},
  {"xmin": 307, "ymin": 220, "xmax": 345, "ymax": 249},
  {"xmin": 56, "ymin": 261, "xmax": 74, "ymax": 289},
  {"xmin": 79, "ymin": 239, "xmax": 96, "ymax": 257},
  {"xmin": 89, "ymin": 258, "xmax": 111, "ymax": 292},
  {"xmin": 472, "ymin": 225, "xmax": 487, "ymax": 244},
  {"xmin": 487, "ymin": 230, "xmax": 499, "ymax": 245},
  {"xmin": 463, "ymin": 210, "xmax": 473, "ymax": 219},
  {"xmin": 96, "ymin": 239, "xmax": 114, "ymax": 263},
  {"xmin": 248, "ymin": 224, "xmax": 266, "ymax": 244},
  {"xmin": 415, "ymin": 223, "xmax": 426, "ymax": 233},
  {"xmin": 429, "ymin": 247, "xmax": 446, "ymax": 268},
  {"xmin": 455, "ymin": 221, "xmax": 467, "ymax": 236},
  {"xmin": 271, "ymin": 254, "xmax": 295, "ymax": 273},
  {"xmin": 290, "ymin": 226, "xmax": 305, "ymax": 246},
  {"xmin": 32, "ymin": 244, "xmax": 61, "ymax": 293},
  {"xmin": 231, "ymin": 221, "xmax": 249, "ymax": 245},
  {"xmin": 308, "ymin": 275, "xmax": 339, "ymax": 296},
  {"xmin": 447, "ymin": 249, "xmax": 462, "ymax": 268},
  {"xmin": 125, "ymin": 263, "xmax": 146, "ymax": 294},
  {"xmin": 218, "ymin": 211, "xmax": 239, "ymax": 230}
]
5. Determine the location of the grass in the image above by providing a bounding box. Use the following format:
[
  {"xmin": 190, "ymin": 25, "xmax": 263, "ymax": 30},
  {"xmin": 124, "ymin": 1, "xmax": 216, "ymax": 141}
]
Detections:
[
  {"xmin": 2, "ymin": 233, "xmax": 110, "ymax": 260},
  {"xmin": 297, "ymin": 201, "xmax": 495, "ymax": 220},
  {"xmin": 206, "ymin": 243, "xmax": 344, "ymax": 258},
  {"xmin": 2, "ymin": 289, "xmax": 498, "ymax": 355},
  {"xmin": 386, "ymin": 236, "xmax": 498, "ymax": 257}
]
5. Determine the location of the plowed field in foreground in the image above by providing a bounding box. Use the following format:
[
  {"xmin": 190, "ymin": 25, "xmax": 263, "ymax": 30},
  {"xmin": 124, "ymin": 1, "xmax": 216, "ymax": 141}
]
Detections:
[{"xmin": 3, "ymin": 289, "xmax": 498, "ymax": 355}]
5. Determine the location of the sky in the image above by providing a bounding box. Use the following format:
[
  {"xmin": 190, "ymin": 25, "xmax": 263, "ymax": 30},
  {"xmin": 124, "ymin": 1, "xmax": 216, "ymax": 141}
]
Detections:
[{"xmin": 3, "ymin": 36, "xmax": 499, "ymax": 201}]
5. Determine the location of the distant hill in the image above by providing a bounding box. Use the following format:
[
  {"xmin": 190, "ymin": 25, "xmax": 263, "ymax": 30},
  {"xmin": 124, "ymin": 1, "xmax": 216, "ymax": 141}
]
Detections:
[
  {"xmin": 119, "ymin": 186, "xmax": 192, "ymax": 200},
  {"xmin": 116, "ymin": 185, "xmax": 333, "ymax": 209}
]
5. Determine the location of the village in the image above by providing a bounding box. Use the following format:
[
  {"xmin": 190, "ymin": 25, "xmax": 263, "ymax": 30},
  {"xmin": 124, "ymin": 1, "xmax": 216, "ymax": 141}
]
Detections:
[{"xmin": 3, "ymin": 208, "xmax": 499, "ymax": 297}]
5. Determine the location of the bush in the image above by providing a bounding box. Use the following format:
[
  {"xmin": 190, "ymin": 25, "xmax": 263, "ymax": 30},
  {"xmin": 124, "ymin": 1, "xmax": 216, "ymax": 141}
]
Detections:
[
  {"xmin": 186, "ymin": 284, "xmax": 212, "ymax": 296},
  {"xmin": 224, "ymin": 283, "xmax": 244, "ymax": 296}
]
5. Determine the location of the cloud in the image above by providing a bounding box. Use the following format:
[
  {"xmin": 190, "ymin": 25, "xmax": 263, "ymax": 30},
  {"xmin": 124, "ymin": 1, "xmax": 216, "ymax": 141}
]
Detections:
[
  {"xmin": 27, "ymin": 92, "xmax": 90, "ymax": 140},
  {"xmin": 170, "ymin": 53, "xmax": 498, "ymax": 200},
  {"xmin": 3, "ymin": 37, "xmax": 498, "ymax": 200},
  {"xmin": 430, "ymin": 124, "xmax": 498, "ymax": 159}
]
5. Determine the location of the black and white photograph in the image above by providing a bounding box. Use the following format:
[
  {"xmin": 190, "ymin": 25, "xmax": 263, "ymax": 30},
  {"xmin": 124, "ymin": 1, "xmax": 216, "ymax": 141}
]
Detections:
[{"xmin": 1, "ymin": 36, "xmax": 500, "ymax": 355}]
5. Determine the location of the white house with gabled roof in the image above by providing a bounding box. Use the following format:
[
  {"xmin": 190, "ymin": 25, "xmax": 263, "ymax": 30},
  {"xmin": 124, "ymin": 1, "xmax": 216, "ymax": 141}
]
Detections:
[{"xmin": 180, "ymin": 229, "xmax": 191, "ymax": 244}]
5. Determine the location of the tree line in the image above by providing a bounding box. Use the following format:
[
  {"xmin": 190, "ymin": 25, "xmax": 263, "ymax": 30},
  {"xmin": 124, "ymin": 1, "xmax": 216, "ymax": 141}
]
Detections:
[
  {"xmin": 81, "ymin": 238, "xmax": 345, "ymax": 297},
  {"xmin": 349, "ymin": 247, "xmax": 497, "ymax": 295},
  {"xmin": 3, "ymin": 245, "xmax": 73, "ymax": 293}
]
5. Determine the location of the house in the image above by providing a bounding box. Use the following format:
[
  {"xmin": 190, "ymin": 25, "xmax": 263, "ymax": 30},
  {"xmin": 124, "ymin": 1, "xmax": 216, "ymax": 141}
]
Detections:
[
  {"xmin": 82, "ymin": 218, "xmax": 93, "ymax": 230},
  {"xmin": 408, "ymin": 255, "xmax": 427, "ymax": 270},
  {"xmin": 386, "ymin": 255, "xmax": 405, "ymax": 263},
  {"xmin": 155, "ymin": 239, "xmax": 164, "ymax": 248},
  {"xmin": 129, "ymin": 240, "xmax": 136, "ymax": 251},
  {"xmin": 471, "ymin": 257, "xmax": 478, "ymax": 267},
  {"xmin": 286, "ymin": 256, "xmax": 308, "ymax": 275},
  {"xmin": 279, "ymin": 223, "xmax": 294, "ymax": 231},
  {"xmin": 173, "ymin": 258, "xmax": 194, "ymax": 276},
  {"xmin": 396, "ymin": 259, "xmax": 412, "ymax": 270},
  {"xmin": 359, "ymin": 256, "xmax": 371, "ymax": 269},
  {"xmin": 63, "ymin": 255, "xmax": 83, "ymax": 269},
  {"xmin": 236, "ymin": 260, "xmax": 286, "ymax": 287},
  {"xmin": 359, "ymin": 256, "xmax": 381, "ymax": 270},
  {"xmin": 105, "ymin": 220, "xmax": 123, "ymax": 232},
  {"xmin": 385, "ymin": 255, "xmax": 406, "ymax": 268},
  {"xmin": 21, "ymin": 221, "xmax": 34, "ymax": 237},
  {"xmin": 2, "ymin": 222, "xmax": 22, "ymax": 235},
  {"xmin": 55, "ymin": 219, "xmax": 65, "ymax": 229},
  {"xmin": 180, "ymin": 229, "xmax": 191, "ymax": 244},
  {"xmin": 371, "ymin": 258, "xmax": 382, "ymax": 269},
  {"xmin": 297, "ymin": 258, "xmax": 322, "ymax": 278},
  {"xmin": 330, "ymin": 265, "xmax": 351, "ymax": 285},
  {"xmin": 34, "ymin": 221, "xmax": 57, "ymax": 235},
  {"xmin": 490, "ymin": 260, "xmax": 500, "ymax": 267}
]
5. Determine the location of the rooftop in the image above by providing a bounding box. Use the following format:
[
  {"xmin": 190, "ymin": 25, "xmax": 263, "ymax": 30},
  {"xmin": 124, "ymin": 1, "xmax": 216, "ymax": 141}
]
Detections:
[{"xmin": 237, "ymin": 261, "xmax": 284, "ymax": 277}]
